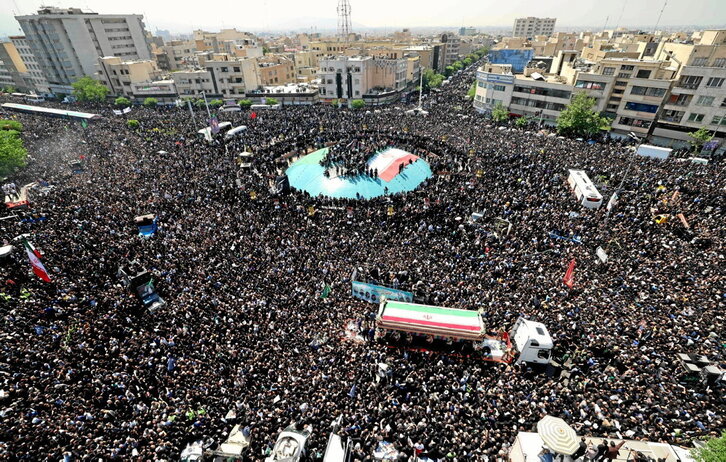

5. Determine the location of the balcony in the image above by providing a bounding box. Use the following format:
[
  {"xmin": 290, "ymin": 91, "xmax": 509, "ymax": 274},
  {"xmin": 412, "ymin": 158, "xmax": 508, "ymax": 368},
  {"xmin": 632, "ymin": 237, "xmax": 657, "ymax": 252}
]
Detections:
[{"xmin": 676, "ymin": 83, "xmax": 700, "ymax": 90}]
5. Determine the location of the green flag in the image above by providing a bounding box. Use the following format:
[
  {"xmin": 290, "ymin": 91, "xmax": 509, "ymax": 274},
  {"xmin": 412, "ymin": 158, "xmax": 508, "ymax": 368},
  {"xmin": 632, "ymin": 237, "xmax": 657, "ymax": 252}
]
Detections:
[
  {"xmin": 320, "ymin": 284, "xmax": 331, "ymax": 299},
  {"xmin": 81, "ymin": 120, "xmax": 88, "ymax": 128}
]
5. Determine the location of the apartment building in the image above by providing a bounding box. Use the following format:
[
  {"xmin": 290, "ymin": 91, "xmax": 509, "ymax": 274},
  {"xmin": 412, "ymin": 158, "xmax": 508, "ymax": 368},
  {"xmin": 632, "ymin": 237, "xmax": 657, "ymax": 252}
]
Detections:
[
  {"xmin": 158, "ymin": 40, "xmax": 198, "ymax": 71},
  {"xmin": 170, "ymin": 70, "xmax": 215, "ymax": 97},
  {"xmin": 16, "ymin": 6, "xmax": 152, "ymax": 94},
  {"xmin": 440, "ymin": 33, "xmax": 461, "ymax": 66},
  {"xmin": 258, "ymin": 55, "xmax": 295, "ymax": 86},
  {"xmin": 652, "ymin": 30, "xmax": 726, "ymax": 146},
  {"xmin": 97, "ymin": 56, "xmax": 161, "ymax": 97},
  {"xmin": 513, "ymin": 17, "xmax": 557, "ymax": 39},
  {"xmin": 8, "ymin": 36, "xmax": 49, "ymax": 93},
  {"xmin": 0, "ymin": 42, "xmax": 27, "ymax": 91},
  {"xmin": 195, "ymin": 54, "xmax": 261, "ymax": 97},
  {"xmin": 318, "ymin": 55, "xmax": 410, "ymax": 104}
]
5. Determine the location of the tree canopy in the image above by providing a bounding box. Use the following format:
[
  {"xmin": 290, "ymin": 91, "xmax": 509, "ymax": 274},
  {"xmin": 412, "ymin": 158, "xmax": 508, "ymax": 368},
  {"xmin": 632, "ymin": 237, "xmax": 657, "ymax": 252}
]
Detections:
[
  {"xmin": 143, "ymin": 97, "xmax": 159, "ymax": 108},
  {"xmin": 491, "ymin": 102, "xmax": 509, "ymax": 123},
  {"xmin": 350, "ymin": 99, "xmax": 365, "ymax": 109},
  {"xmin": 0, "ymin": 126, "xmax": 27, "ymax": 177},
  {"xmin": 265, "ymin": 98, "xmax": 279, "ymax": 106},
  {"xmin": 72, "ymin": 77, "xmax": 108, "ymax": 102},
  {"xmin": 692, "ymin": 432, "xmax": 726, "ymax": 462},
  {"xmin": 114, "ymin": 96, "xmax": 131, "ymax": 107},
  {"xmin": 237, "ymin": 99, "xmax": 253, "ymax": 109},
  {"xmin": 422, "ymin": 69, "xmax": 445, "ymax": 89},
  {"xmin": 687, "ymin": 127, "xmax": 714, "ymax": 151},
  {"xmin": 556, "ymin": 92, "xmax": 611, "ymax": 138}
]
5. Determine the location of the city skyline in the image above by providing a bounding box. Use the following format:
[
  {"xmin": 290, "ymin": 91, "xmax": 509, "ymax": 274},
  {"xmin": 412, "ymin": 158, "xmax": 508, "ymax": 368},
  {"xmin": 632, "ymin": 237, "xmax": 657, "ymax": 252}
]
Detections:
[{"xmin": 1, "ymin": 0, "xmax": 724, "ymax": 37}]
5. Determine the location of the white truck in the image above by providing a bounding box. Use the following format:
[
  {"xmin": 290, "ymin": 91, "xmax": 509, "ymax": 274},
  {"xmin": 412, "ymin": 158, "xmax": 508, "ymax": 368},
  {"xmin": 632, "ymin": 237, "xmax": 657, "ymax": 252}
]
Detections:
[
  {"xmin": 375, "ymin": 299, "xmax": 553, "ymax": 365},
  {"xmin": 636, "ymin": 144, "xmax": 672, "ymax": 160}
]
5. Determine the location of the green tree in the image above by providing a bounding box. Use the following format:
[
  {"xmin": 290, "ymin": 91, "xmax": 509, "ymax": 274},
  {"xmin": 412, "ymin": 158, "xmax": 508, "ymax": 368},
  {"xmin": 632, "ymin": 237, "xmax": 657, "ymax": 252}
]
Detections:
[
  {"xmin": 422, "ymin": 69, "xmax": 445, "ymax": 89},
  {"xmin": 0, "ymin": 120, "xmax": 23, "ymax": 131},
  {"xmin": 114, "ymin": 96, "xmax": 131, "ymax": 107},
  {"xmin": 265, "ymin": 98, "xmax": 279, "ymax": 106},
  {"xmin": 444, "ymin": 65, "xmax": 455, "ymax": 77},
  {"xmin": 350, "ymin": 99, "xmax": 365, "ymax": 109},
  {"xmin": 143, "ymin": 97, "xmax": 158, "ymax": 108},
  {"xmin": 237, "ymin": 99, "xmax": 253, "ymax": 109},
  {"xmin": 556, "ymin": 92, "xmax": 611, "ymax": 138},
  {"xmin": 0, "ymin": 129, "xmax": 28, "ymax": 177},
  {"xmin": 467, "ymin": 83, "xmax": 476, "ymax": 99},
  {"xmin": 491, "ymin": 102, "xmax": 509, "ymax": 123},
  {"xmin": 515, "ymin": 116, "xmax": 529, "ymax": 128},
  {"xmin": 462, "ymin": 57, "xmax": 473, "ymax": 67},
  {"xmin": 126, "ymin": 119, "xmax": 140, "ymax": 130},
  {"xmin": 194, "ymin": 99, "xmax": 206, "ymax": 108},
  {"xmin": 687, "ymin": 127, "xmax": 714, "ymax": 151},
  {"xmin": 71, "ymin": 76, "xmax": 108, "ymax": 102},
  {"xmin": 2, "ymin": 85, "xmax": 17, "ymax": 94},
  {"xmin": 692, "ymin": 432, "xmax": 726, "ymax": 462},
  {"xmin": 209, "ymin": 99, "xmax": 224, "ymax": 108}
]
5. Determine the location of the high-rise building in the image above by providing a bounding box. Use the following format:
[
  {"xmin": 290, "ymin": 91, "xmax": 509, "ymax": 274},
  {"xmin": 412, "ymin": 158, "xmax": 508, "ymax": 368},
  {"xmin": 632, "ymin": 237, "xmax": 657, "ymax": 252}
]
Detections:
[
  {"xmin": 513, "ymin": 17, "xmax": 557, "ymax": 38},
  {"xmin": 9, "ymin": 36, "xmax": 49, "ymax": 94},
  {"xmin": 0, "ymin": 41, "xmax": 27, "ymax": 91},
  {"xmin": 15, "ymin": 6, "xmax": 152, "ymax": 94}
]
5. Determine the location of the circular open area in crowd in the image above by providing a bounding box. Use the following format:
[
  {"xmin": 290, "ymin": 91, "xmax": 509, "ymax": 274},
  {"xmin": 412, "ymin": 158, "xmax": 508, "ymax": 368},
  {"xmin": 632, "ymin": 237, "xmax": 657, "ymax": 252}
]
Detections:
[
  {"xmin": 0, "ymin": 60, "xmax": 723, "ymax": 462},
  {"xmin": 286, "ymin": 147, "xmax": 433, "ymax": 199}
]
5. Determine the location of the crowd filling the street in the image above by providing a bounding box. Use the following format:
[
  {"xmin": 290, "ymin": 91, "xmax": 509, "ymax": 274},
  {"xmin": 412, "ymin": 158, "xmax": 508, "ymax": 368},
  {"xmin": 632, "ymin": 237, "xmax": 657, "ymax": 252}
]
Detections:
[{"xmin": 0, "ymin": 61, "xmax": 723, "ymax": 462}]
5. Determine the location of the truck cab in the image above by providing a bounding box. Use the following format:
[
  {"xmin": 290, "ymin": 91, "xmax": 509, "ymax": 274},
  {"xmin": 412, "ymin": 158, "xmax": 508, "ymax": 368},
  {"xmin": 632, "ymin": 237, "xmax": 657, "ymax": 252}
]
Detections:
[{"xmin": 510, "ymin": 318, "xmax": 553, "ymax": 365}]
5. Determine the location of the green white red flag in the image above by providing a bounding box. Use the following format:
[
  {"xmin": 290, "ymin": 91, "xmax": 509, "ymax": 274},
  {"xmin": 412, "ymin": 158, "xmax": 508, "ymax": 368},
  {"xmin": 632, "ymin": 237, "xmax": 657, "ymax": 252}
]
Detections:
[{"xmin": 22, "ymin": 237, "xmax": 51, "ymax": 282}]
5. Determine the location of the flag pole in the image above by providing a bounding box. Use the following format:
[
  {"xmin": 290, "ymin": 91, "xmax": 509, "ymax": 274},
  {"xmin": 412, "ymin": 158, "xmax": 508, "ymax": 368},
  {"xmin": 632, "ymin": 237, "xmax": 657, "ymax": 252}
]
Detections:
[{"xmin": 201, "ymin": 91, "xmax": 212, "ymax": 119}]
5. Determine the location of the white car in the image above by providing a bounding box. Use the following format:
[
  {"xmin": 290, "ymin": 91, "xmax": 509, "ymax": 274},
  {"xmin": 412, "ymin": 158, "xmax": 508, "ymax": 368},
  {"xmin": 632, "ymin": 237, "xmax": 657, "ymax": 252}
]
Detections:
[{"xmin": 265, "ymin": 424, "xmax": 312, "ymax": 462}]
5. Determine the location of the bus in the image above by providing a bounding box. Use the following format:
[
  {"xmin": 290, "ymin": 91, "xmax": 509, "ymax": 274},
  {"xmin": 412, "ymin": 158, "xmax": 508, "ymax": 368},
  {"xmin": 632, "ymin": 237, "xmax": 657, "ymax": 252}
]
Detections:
[
  {"xmin": 197, "ymin": 121, "xmax": 232, "ymax": 142},
  {"xmin": 567, "ymin": 169, "xmax": 602, "ymax": 209}
]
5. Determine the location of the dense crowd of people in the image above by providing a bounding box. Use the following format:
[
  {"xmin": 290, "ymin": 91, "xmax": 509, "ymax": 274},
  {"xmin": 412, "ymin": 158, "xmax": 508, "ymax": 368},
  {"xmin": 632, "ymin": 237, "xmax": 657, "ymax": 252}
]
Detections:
[{"xmin": 0, "ymin": 60, "xmax": 723, "ymax": 462}]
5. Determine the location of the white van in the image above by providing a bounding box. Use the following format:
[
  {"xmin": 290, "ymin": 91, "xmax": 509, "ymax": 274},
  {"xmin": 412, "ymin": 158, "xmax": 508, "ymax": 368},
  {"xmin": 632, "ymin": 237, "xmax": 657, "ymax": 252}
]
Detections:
[
  {"xmin": 224, "ymin": 125, "xmax": 248, "ymax": 140},
  {"xmin": 250, "ymin": 104, "xmax": 281, "ymax": 110},
  {"xmin": 567, "ymin": 169, "xmax": 603, "ymax": 209}
]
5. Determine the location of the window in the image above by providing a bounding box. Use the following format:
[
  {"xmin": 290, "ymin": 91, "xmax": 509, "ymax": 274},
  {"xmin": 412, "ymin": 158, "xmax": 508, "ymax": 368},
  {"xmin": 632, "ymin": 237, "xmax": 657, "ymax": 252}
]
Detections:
[
  {"xmin": 706, "ymin": 77, "xmax": 724, "ymax": 88},
  {"xmin": 602, "ymin": 67, "xmax": 615, "ymax": 76},
  {"xmin": 575, "ymin": 80, "xmax": 604, "ymax": 90},
  {"xmin": 691, "ymin": 57, "xmax": 708, "ymax": 67},
  {"xmin": 233, "ymin": 67, "xmax": 240, "ymax": 72},
  {"xmin": 618, "ymin": 117, "xmax": 651, "ymax": 128},
  {"xmin": 612, "ymin": 88, "xmax": 624, "ymax": 94},
  {"xmin": 696, "ymin": 95, "xmax": 715, "ymax": 106},
  {"xmin": 678, "ymin": 75, "xmax": 702, "ymax": 89},
  {"xmin": 711, "ymin": 115, "xmax": 726, "ymax": 125},
  {"xmin": 537, "ymin": 349, "xmax": 550, "ymax": 360},
  {"xmin": 625, "ymin": 102, "xmax": 659, "ymax": 113},
  {"xmin": 617, "ymin": 72, "xmax": 632, "ymax": 78},
  {"xmin": 636, "ymin": 69, "xmax": 651, "ymax": 78},
  {"xmin": 687, "ymin": 113, "xmax": 704, "ymax": 122},
  {"xmin": 668, "ymin": 93, "xmax": 691, "ymax": 106},
  {"xmin": 493, "ymin": 84, "xmax": 506, "ymax": 92},
  {"xmin": 621, "ymin": 65, "xmax": 634, "ymax": 71},
  {"xmin": 714, "ymin": 58, "xmax": 726, "ymax": 68},
  {"xmin": 661, "ymin": 109, "xmax": 684, "ymax": 123}
]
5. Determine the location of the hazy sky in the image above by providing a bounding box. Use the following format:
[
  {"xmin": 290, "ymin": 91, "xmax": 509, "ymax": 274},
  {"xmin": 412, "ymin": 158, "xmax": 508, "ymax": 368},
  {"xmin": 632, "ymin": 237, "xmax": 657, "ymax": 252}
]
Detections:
[{"xmin": 1, "ymin": 0, "xmax": 724, "ymax": 36}]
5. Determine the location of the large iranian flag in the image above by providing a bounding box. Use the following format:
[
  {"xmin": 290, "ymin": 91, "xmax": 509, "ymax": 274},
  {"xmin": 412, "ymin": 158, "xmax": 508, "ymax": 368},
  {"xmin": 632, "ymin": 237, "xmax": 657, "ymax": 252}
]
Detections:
[
  {"xmin": 22, "ymin": 237, "xmax": 51, "ymax": 282},
  {"xmin": 367, "ymin": 148, "xmax": 421, "ymax": 182},
  {"xmin": 379, "ymin": 300, "xmax": 484, "ymax": 340}
]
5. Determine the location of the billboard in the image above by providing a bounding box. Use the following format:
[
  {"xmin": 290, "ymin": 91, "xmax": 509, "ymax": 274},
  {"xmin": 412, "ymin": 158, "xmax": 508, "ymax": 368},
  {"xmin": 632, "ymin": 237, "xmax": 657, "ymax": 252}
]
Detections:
[{"xmin": 351, "ymin": 281, "xmax": 413, "ymax": 304}]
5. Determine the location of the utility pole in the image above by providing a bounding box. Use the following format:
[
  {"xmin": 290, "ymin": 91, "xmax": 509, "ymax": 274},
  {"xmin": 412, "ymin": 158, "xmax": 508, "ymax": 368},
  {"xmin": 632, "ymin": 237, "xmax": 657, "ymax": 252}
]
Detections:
[
  {"xmin": 418, "ymin": 67, "xmax": 424, "ymax": 110},
  {"xmin": 605, "ymin": 132, "xmax": 640, "ymax": 223}
]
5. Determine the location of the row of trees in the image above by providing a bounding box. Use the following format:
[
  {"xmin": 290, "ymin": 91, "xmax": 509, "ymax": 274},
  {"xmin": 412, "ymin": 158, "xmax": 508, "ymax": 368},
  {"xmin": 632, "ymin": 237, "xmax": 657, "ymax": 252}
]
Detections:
[{"xmin": 0, "ymin": 119, "xmax": 28, "ymax": 177}]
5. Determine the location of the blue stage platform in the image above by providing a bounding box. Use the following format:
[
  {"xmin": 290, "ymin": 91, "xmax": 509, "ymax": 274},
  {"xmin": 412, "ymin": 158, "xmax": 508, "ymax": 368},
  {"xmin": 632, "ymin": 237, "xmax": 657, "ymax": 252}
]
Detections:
[{"xmin": 285, "ymin": 147, "xmax": 433, "ymax": 199}]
